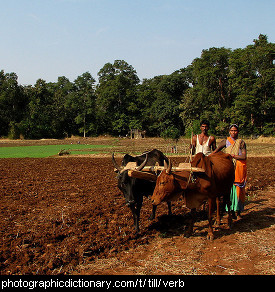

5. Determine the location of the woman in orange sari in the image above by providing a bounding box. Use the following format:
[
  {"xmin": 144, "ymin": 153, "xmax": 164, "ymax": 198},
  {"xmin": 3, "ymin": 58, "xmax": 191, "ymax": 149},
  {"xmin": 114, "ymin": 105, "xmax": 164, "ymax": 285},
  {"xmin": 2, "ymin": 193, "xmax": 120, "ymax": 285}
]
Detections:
[{"xmin": 212, "ymin": 124, "xmax": 247, "ymax": 219}]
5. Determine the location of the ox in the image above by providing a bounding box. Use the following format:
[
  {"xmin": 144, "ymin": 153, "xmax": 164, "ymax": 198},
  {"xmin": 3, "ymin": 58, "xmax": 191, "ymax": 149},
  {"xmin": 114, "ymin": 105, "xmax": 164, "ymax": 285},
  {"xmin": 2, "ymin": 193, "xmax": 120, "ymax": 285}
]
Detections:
[
  {"xmin": 151, "ymin": 152, "xmax": 235, "ymax": 240},
  {"xmin": 112, "ymin": 149, "xmax": 172, "ymax": 233}
]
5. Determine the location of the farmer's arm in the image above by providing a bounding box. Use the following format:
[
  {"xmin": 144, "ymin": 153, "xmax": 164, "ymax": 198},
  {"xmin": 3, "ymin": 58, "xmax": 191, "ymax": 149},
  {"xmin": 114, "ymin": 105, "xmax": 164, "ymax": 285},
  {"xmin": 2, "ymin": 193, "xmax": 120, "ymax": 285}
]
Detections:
[
  {"xmin": 210, "ymin": 139, "xmax": 226, "ymax": 155},
  {"xmin": 232, "ymin": 140, "xmax": 247, "ymax": 160},
  {"xmin": 190, "ymin": 135, "xmax": 197, "ymax": 155}
]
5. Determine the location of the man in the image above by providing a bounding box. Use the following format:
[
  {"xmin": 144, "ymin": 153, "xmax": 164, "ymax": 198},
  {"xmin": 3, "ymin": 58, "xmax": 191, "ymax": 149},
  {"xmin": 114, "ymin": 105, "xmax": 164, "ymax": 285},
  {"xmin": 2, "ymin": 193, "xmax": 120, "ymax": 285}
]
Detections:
[
  {"xmin": 211, "ymin": 124, "xmax": 247, "ymax": 219},
  {"xmin": 191, "ymin": 120, "xmax": 216, "ymax": 156}
]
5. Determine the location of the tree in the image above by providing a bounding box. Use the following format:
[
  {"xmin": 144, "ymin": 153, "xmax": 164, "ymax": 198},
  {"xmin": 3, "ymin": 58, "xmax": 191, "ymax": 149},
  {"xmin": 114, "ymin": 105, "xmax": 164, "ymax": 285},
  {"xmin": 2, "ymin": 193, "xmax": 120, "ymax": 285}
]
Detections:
[
  {"xmin": 22, "ymin": 79, "xmax": 55, "ymax": 139},
  {"xmin": 96, "ymin": 60, "xmax": 140, "ymax": 135},
  {"xmin": 69, "ymin": 72, "xmax": 96, "ymax": 137},
  {"xmin": 139, "ymin": 70, "xmax": 189, "ymax": 137},
  {"xmin": 180, "ymin": 48, "xmax": 232, "ymax": 135},
  {"xmin": 0, "ymin": 71, "xmax": 28, "ymax": 138},
  {"xmin": 229, "ymin": 34, "xmax": 275, "ymax": 135},
  {"xmin": 50, "ymin": 76, "xmax": 75, "ymax": 137},
  {"xmin": 1, "ymin": 35, "xmax": 273, "ymax": 139}
]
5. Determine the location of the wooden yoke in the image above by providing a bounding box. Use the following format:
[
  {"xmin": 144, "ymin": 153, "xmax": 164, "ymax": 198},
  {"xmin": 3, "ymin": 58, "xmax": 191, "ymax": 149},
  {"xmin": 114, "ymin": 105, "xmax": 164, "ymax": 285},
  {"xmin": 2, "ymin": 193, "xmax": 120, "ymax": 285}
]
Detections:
[
  {"xmin": 128, "ymin": 170, "xmax": 157, "ymax": 181},
  {"xmin": 140, "ymin": 165, "xmax": 205, "ymax": 173},
  {"xmin": 127, "ymin": 161, "xmax": 205, "ymax": 182},
  {"xmin": 125, "ymin": 164, "xmax": 205, "ymax": 173}
]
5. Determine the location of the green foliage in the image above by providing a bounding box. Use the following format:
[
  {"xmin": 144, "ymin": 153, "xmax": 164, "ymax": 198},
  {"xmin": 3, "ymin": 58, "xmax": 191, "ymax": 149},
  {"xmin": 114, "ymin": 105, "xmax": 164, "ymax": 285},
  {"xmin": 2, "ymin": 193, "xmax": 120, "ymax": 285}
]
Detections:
[
  {"xmin": 161, "ymin": 126, "xmax": 181, "ymax": 140},
  {"xmin": 180, "ymin": 34, "xmax": 274, "ymax": 136},
  {"xmin": 139, "ymin": 71, "xmax": 189, "ymax": 137},
  {"xmin": 96, "ymin": 60, "xmax": 140, "ymax": 135},
  {"xmin": 0, "ymin": 71, "xmax": 27, "ymax": 137},
  {"xmin": 0, "ymin": 35, "xmax": 274, "ymax": 139}
]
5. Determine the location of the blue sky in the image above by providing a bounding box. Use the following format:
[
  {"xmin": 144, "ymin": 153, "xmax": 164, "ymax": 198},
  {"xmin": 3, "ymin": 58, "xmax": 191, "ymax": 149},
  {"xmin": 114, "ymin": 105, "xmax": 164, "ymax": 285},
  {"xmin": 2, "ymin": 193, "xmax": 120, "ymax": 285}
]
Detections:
[{"xmin": 1, "ymin": 0, "xmax": 274, "ymax": 85}]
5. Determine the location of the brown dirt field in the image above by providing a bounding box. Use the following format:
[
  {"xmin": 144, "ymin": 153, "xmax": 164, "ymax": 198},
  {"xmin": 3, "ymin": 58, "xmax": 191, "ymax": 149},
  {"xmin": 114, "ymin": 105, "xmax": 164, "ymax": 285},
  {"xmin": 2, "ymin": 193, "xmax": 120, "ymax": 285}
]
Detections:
[{"xmin": 0, "ymin": 156, "xmax": 274, "ymax": 275}]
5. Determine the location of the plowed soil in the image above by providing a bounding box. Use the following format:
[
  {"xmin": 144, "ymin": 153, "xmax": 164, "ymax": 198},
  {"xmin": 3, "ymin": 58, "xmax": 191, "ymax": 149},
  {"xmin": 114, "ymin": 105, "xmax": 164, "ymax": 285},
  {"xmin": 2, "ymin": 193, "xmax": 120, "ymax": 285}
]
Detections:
[{"xmin": 0, "ymin": 156, "xmax": 274, "ymax": 275}]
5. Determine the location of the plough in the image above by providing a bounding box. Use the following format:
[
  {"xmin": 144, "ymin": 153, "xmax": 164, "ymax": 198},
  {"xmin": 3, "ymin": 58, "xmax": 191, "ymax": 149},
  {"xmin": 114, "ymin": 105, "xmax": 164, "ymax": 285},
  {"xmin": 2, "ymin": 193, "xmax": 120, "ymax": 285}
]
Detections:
[{"xmin": 117, "ymin": 159, "xmax": 205, "ymax": 181}]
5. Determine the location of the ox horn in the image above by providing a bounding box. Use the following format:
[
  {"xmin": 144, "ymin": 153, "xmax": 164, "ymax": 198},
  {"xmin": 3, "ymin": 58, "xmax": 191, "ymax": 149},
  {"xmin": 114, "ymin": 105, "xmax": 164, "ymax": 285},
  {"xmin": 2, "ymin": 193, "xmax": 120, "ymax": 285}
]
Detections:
[
  {"xmin": 136, "ymin": 154, "xmax": 148, "ymax": 171},
  {"xmin": 164, "ymin": 159, "xmax": 172, "ymax": 174},
  {"xmin": 112, "ymin": 153, "xmax": 122, "ymax": 173}
]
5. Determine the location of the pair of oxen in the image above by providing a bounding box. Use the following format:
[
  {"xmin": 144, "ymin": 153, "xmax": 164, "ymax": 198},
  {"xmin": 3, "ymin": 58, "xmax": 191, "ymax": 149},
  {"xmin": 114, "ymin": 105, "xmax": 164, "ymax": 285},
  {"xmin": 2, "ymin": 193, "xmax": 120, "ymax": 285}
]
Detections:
[{"xmin": 112, "ymin": 149, "xmax": 235, "ymax": 240}]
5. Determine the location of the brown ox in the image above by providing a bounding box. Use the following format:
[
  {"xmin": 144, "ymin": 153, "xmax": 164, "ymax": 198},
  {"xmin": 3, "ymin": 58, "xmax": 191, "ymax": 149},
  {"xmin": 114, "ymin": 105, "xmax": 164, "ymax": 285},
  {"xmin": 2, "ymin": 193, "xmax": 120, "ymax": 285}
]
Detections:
[{"xmin": 151, "ymin": 152, "xmax": 235, "ymax": 240}]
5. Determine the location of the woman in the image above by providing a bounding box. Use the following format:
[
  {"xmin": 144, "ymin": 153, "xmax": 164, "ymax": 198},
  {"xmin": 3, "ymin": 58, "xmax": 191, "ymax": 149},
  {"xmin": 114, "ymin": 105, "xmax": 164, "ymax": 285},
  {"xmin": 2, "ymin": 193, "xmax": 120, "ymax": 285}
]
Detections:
[{"xmin": 212, "ymin": 124, "xmax": 247, "ymax": 219}]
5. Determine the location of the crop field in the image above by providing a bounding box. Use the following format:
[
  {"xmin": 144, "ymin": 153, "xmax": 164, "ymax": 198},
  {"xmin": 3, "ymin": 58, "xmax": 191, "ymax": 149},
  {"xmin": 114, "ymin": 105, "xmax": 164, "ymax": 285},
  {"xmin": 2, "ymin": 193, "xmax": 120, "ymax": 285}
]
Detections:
[
  {"xmin": 0, "ymin": 144, "xmax": 114, "ymax": 158},
  {"xmin": 0, "ymin": 137, "xmax": 274, "ymax": 275}
]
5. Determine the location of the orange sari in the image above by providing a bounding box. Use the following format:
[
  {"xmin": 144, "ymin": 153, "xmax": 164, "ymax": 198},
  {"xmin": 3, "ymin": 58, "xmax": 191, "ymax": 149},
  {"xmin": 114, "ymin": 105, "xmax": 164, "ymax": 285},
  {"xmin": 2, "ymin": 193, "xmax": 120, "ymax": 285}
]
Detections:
[{"xmin": 225, "ymin": 137, "xmax": 247, "ymax": 210}]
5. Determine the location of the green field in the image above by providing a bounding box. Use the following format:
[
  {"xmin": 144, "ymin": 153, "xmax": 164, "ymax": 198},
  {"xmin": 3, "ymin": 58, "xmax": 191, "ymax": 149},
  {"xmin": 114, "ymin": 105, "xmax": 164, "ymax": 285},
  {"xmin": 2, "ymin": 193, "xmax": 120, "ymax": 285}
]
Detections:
[{"xmin": 0, "ymin": 144, "xmax": 112, "ymax": 158}]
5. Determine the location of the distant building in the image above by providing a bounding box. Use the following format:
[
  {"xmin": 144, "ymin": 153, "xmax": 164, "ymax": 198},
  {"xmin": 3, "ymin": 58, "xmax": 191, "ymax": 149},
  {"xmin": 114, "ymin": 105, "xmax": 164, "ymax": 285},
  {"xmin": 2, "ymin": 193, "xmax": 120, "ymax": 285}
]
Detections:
[{"xmin": 130, "ymin": 129, "xmax": 146, "ymax": 139}]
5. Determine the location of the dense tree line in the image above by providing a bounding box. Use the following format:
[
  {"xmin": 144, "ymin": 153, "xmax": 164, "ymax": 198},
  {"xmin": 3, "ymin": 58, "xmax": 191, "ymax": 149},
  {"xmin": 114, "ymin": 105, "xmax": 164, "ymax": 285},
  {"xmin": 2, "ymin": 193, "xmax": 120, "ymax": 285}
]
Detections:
[{"xmin": 0, "ymin": 35, "xmax": 274, "ymax": 139}]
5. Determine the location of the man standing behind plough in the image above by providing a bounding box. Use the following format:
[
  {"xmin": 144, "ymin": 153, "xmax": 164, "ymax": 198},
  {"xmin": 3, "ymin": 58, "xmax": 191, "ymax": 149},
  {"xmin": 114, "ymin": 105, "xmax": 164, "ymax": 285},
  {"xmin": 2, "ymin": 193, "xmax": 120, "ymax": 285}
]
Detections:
[
  {"xmin": 212, "ymin": 124, "xmax": 247, "ymax": 220},
  {"xmin": 191, "ymin": 120, "xmax": 217, "ymax": 156}
]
